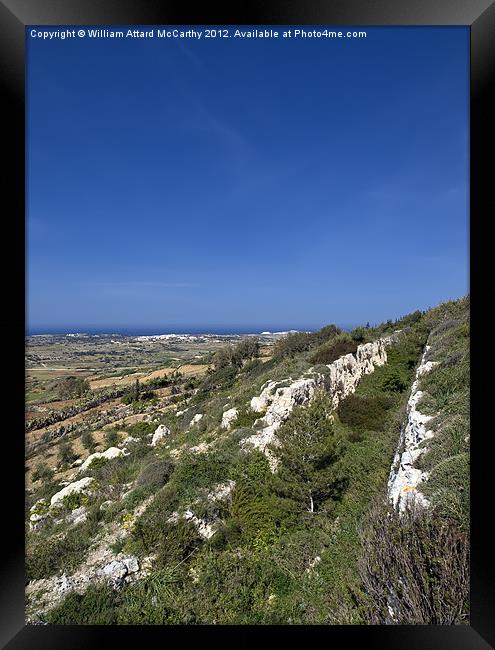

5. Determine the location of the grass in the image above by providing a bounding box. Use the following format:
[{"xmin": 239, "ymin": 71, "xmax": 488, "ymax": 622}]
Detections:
[{"xmin": 415, "ymin": 298, "xmax": 469, "ymax": 529}]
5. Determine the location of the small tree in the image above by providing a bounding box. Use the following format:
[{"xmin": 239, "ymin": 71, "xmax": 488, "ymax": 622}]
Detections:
[
  {"xmin": 237, "ymin": 337, "xmax": 260, "ymax": 362},
  {"xmin": 212, "ymin": 347, "xmax": 232, "ymax": 370},
  {"xmin": 81, "ymin": 430, "xmax": 96, "ymax": 453},
  {"xmin": 104, "ymin": 429, "xmax": 121, "ymax": 447},
  {"xmin": 350, "ymin": 326, "xmax": 368, "ymax": 343},
  {"xmin": 132, "ymin": 378, "xmax": 141, "ymax": 402},
  {"xmin": 272, "ymin": 392, "xmax": 347, "ymax": 513},
  {"xmin": 58, "ymin": 440, "xmax": 78, "ymax": 466}
]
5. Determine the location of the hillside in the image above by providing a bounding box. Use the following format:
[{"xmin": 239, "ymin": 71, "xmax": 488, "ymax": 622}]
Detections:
[{"xmin": 25, "ymin": 296, "xmax": 470, "ymax": 625}]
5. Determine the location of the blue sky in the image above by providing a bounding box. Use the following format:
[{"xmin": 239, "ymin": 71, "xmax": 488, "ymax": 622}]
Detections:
[{"xmin": 27, "ymin": 27, "xmax": 469, "ymax": 332}]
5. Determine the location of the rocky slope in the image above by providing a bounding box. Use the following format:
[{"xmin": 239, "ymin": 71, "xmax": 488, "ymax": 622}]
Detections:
[{"xmin": 241, "ymin": 333, "xmax": 400, "ymax": 469}]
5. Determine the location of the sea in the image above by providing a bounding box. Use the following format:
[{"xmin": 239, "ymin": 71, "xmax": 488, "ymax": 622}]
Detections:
[{"xmin": 27, "ymin": 324, "xmax": 356, "ymax": 337}]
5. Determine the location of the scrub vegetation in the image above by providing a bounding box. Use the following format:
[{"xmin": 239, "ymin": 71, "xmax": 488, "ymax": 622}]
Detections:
[{"xmin": 26, "ymin": 298, "xmax": 469, "ymax": 625}]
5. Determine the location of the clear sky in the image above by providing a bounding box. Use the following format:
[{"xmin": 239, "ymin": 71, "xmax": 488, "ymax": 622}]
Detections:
[{"xmin": 27, "ymin": 26, "xmax": 469, "ymax": 333}]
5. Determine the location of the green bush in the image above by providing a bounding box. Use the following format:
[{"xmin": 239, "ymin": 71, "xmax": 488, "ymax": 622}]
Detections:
[
  {"xmin": 156, "ymin": 518, "xmax": 203, "ymax": 567},
  {"xmin": 338, "ymin": 394, "xmax": 393, "ymax": 432},
  {"xmin": 104, "ymin": 429, "xmax": 121, "ymax": 447},
  {"xmin": 26, "ymin": 502, "xmax": 104, "ymax": 581},
  {"xmin": 232, "ymin": 408, "xmax": 259, "ymax": 429},
  {"xmin": 86, "ymin": 456, "xmax": 109, "ymax": 472},
  {"xmin": 136, "ymin": 459, "xmax": 175, "ymax": 491},
  {"xmin": 421, "ymin": 453, "xmax": 469, "ymax": 529},
  {"xmin": 31, "ymin": 463, "xmax": 54, "ymax": 485},
  {"xmin": 57, "ymin": 376, "xmax": 90, "ymax": 399},
  {"xmin": 81, "ymin": 430, "xmax": 96, "ymax": 453},
  {"xmin": 273, "ymin": 392, "xmax": 348, "ymax": 513},
  {"xmin": 58, "ymin": 440, "xmax": 78, "ymax": 466},
  {"xmin": 125, "ymin": 421, "xmax": 156, "ymax": 438},
  {"xmin": 62, "ymin": 492, "xmax": 89, "ymax": 511},
  {"xmin": 198, "ymin": 366, "xmax": 238, "ymax": 395},
  {"xmin": 310, "ymin": 338, "xmax": 358, "ymax": 365}
]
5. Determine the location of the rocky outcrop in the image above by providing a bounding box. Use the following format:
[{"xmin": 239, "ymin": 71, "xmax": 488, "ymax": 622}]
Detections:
[
  {"xmin": 190, "ymin": 413, "xmax": 204, "ymax": 426},
  {"xmin": 100, "ymin": 556, "xmax": 140, "ymax": 586},
  {"xmin": 221, "ymin": 407, "xmax": 238, "ymax": 429},
  {"xmin": 151, "ymin": 424, "xmax": 170, "ymax": 446},
  {"xmin": 79, "ymin": 446, "xmax": 126, "ymax": 472},
  {"xmin": 26, "ymin": 497, "xmax": 155, "ymax": 621},
  {"xmin": 29, "ymin": 476, "xmax": 96, "ymax": 530},
  {"xmin": 387, "ymin": 346, "xmax": 438, "ymax": 511},
  {"xmin": 242, "ymin": 334, "xmax": 400, "ymax": 469},
  {"xmin": 50, "ymin": 476, "xmax": 95, "ymax": 507}
]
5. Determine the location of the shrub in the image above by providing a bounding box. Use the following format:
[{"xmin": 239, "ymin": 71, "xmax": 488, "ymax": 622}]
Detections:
[
  {"xmin": 338, "ymin": 394, "xmax": 393, "ymax": 432},
  {"xmin": 62, "ymin": 491, "xmax": 89, "ymax": 511},
  {"xmin": 125, "ymin": 421, "xmax": 156, "ymax": 438},
  {"xmin": 45, "ymin": 584, "xmax": 118, "ymax": 625},
  {"xmin": 31, "ymin": 463, "xmax": 54, "ymax": 485},
  {"xmin": 156, "ymin": 519, "xmax": 203, "ymax": 567},
  {"xmin": 213, "ymin": 338, "xmax": 260, "ymax": 371},
  {"xmin": 58, "ymin": 440, "xmax": 78, "ymax": 466},
  {"xmin": 310, "ymin": 338, "xmax": 358, "ymax": 365},
  {"xmin": 198, "ymin": 366, "xmax": 238, "ymax": 395},
  {"xmin": 358, "ymin": 501, "xmax": 469, "ymax": 624},
  {"xmin": 272, "ymin": 332, "xmax": 313, "ymax": 359},
  {"xmin": 232, "ymin": 408, "xmax": 259, "ymax": 429},
  {"xmin": 57, "ymin": 376, "xmax": 90, "ymax": 399},
  {"xmin": 381, "ymin": 370, "xmax": 408, "ymax": 393},
  {"xmin": 26, "ymin": 503, "xmax": 104, "ymax": 581},
  {"xmin": 104, "ymin": 429, "xmax": 121, "ymax": 447},
  {"xmin": 81, "ymin": 430, "xmax": 96, "ymax": 453},
  {"xmin": 136, "ymin": 459, "xmax": 175, "ymax": 491},
  {"xmin": 87, "ymin": 456, "xmax": 109, "ymax": 471},
  {"xmin": 421, "ymin": 453, "xmax": 469, "ymax": 529},
  {"xmin": 350, "ymin": 327, "xmax": 369, "ymax": 343}
]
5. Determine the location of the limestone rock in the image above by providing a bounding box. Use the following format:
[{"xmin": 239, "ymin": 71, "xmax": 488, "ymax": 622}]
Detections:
[
  {"xmin": 242, "ymin": 334, "xmax": 399, "ymax": 470},
  {"xmin": 122, "ymin": 556, "xmax": 140, "ymax": 574},
  {"xmin": 221, "ymin": 407, "xmax": 238, "ymax": 429},
  {"xmin": 151, "ymin": 424, "xmax": 170, "ymax": 446},
  {"xmin": 101, "ymin": 560, "xmax": 127, "ymax": 581},
  {"xmin": 79, "ymin": 447, "xmax": 125, "ymax": 473},
  {"xmin": 387, "ymin": 345, "xmax": 436, "ymax": 512},
  {"xmin": 190, "ymin": 413, "xmax": 203, "ymax": 426},
  {"xmin": 50, "ymin": 477, "xmax": 95, "ymax": 508},
  {"xmin": 67, "ymin": 506, "xmax": 87, "ymax": 524}
]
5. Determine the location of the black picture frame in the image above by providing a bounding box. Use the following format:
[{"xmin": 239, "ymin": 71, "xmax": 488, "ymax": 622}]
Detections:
[{"xmin": 2, "ymin": 0, "xmax": 493, "ymax": 647}]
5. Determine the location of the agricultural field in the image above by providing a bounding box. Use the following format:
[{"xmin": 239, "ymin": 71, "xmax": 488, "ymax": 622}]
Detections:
[{"xmin": 24, "ymin": 332, "xmax": 279, "ymax": 489}]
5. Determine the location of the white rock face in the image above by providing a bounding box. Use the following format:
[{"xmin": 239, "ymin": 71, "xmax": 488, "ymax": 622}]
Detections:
[
  {"xmin": 151, "ymin": 424, "xmax": 171, "ymax": 446},
  {"xmin": 79, "ymin": 447, "xmax": 125, "ymax": 473},
  {"xmin": 221, "ymin": 407, "xmax": 239, "ymax": 429},
  {"xmin": 387, "ymin": 346, "xmax": 438, "ymax": 512},
  {"xmin": 50, "ymin": 476, "xmax": 95, "ymax": 508},
  {"xmin": 242, "ymin": 334, "xmax": 399, "ymax": 470},
  {"xmin": 190, "ymin": 413, "xmax": 203, "ymax": 426}
]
